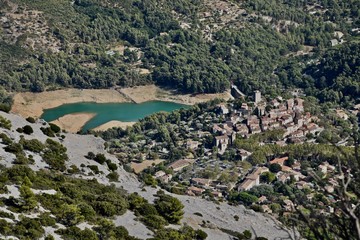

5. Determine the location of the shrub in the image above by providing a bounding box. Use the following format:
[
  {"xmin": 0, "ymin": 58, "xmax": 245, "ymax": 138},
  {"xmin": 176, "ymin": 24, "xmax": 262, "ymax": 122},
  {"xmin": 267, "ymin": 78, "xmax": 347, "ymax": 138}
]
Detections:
[
  {"xmin": 87, "ymin": 165, "xmax": 100, "ymax": 174},
  {"xmin": 42, "ymin": 139, "xmax": 68, "ymax": 171},
  {"xmin": 0, "ymin": 133, "xmax": 12, "ymax": 145},
  {"xmin": 269, "ymin": 163, "xmax": 282, "ymax": 173},
  {"xmin": 237, "ymin": 192, "xmax": 258, "ymax": 206},
  {"xmin": 13, "ymin": 154, "xmax": 31, "ymax": 165},
  {"xmin": 142, "ymin": 215, "xmax": 167, "ymax": 229},
  {"xmin": 49, "ymin": 123, "xmax": 61, "ymax": 133},
  {"xmin": 78, "ymin": 203, "xmax": 96, "ymax": 221},
  {"xmin": 4, "ymin": 142, "xmax": 23, "ymax": 154},
  {"xmin": 106, "ymin": 172, "xmax": 119, "ymax": 182},
  {"xmin": 40, "ymin": 127, "xmax": 55, "ymax": 137},
  {"xmin": 0, "ymin": 210, "xmax": 15, "ymax": 220},
  {"xmin": 94, "ymin": 153, "xmax": 106, "ymax": 164},
  {"xmin": 86, "ymin": 152, "xmax": 95, "ymax": 159},
  {"xmin": 0, "ymin": 116, "xmax": 11, "ymax": 129},
  {"xmin": 21, "ymin": 139, "xmax": 45, "ymax": 153},
  {"xmin": 23, "ymin": 125, "xmax": 33, "ymax": 135},
  {"xmin": 243, "ymin": 230, "xmax": 252, "ymax": 239},
  {"xmin": 13, "ymin": 217, "xmax": 44, "ymax": 239},
  {"xmin": 154, "ymin": 191, "xmax": 184, "ymax": 224},
  {"xmin": 0, "ymin": 104, "xmax": 11, "ymax": 113},
  {"xmin": 67, "ymin": 165, "xmax": 80, "ymax": 174},
  {"xmin": 16, "ymin": 127, "xmax": 24, "ymax": 133},
  {"xmin": 195, "ymin": 229, "xmax": 208, "ymax": 240},
  {"xmin": 107, "ymin": 161, "xmax": 118, "ymax": 171},
  {"xmin": 0, "ymin": 219, "xmax": 10, "ymax": 235},
  {"xmin": 39, "ymin": 213, "xmax": 56, "ymax": 226},
  {"xmin": 26, "ymin": 117, "xmax": 36, "ymax": 123}
]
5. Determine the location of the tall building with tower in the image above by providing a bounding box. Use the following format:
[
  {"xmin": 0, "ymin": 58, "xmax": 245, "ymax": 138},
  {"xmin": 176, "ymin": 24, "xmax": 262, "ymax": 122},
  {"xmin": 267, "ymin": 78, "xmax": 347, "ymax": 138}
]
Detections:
[{"xmin": 254, "ymin": 90, "xmax": 261, "ymax": 104}]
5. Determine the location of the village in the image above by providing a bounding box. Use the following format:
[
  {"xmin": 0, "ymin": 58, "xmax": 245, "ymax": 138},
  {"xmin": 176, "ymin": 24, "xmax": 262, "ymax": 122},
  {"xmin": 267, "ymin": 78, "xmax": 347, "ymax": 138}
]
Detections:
[{"xmin": 106, "ymin": 87, "xmax": 349, "ymax": 219}]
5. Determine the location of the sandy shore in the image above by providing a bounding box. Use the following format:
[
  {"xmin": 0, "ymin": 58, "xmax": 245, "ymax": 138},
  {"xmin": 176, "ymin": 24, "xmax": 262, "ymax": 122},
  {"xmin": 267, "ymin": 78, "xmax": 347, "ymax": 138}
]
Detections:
[
  {"xmin": 11, "ymin": 88, "xmax": 129, "ymax": 118},
  {"xmin": 119, "ymin": 85, "xmax": 233, "ymax": 105},
  {"xmin": 11, "ymin": 86, "xmax": 232, "ymax": 119},
  {"xmin": 11, "ymin": 85, "xmax": 233, "ymax": 133},
  {"xmin": 50, "ymin": 113, "xmax": 96, "ymax": 133},
  {"xmin": 92, "ymin": 121, "xmax": 136, "ymax": 132}
]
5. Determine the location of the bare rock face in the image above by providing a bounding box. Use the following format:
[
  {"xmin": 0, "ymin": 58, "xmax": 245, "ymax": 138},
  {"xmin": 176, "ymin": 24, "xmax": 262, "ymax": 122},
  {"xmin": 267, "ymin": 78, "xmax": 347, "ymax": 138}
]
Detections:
[{"xmin": 0, "ymin": 111, "xmax": 296, "ymax": 239}]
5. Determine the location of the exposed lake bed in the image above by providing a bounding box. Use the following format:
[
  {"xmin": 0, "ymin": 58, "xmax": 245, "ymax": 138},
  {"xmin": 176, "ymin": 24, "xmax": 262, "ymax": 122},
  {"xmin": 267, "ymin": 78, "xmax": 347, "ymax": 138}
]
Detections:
[{"xmin": 11, "ymin": 85, "xmax": 232, "ymax": 132}]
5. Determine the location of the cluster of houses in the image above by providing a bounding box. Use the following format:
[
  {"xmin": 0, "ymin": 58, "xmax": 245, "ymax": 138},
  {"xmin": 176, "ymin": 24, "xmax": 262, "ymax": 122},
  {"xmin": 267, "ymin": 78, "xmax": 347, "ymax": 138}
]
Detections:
[
  {"xmin": 110, "ymin": 88, "xmax": 343, "ymax": 217},
  {"xmin": 213, "ymin": 91, "xmax": 324, "ymax": 154},
  {"xmin": 148, "ymin": 92, "xmax": 328, "ymax": 199}
]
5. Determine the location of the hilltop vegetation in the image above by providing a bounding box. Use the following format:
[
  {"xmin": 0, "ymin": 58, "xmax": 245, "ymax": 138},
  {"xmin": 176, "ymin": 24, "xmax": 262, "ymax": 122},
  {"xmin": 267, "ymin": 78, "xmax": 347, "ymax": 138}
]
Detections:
[{"xmin": 0, "ymin": 0, "xmax": 358, "ymax": 104}]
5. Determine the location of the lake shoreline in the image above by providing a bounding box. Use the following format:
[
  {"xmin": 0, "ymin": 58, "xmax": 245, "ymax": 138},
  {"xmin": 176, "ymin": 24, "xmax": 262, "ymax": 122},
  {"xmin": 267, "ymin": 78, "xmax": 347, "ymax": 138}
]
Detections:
[
  {"xmin": 92, "ymin": 120, "xmax": 136, "ymax": 131},
  {"xmin": 50, "ymin": 113, "xmax": 96, "ymax": 133},
  {"xmin": 11, "ymin": 85, "xmax": 232, "ymax": 132},
  {"xmin": 11, "ymin": 88, "xmax": 129, "ymax": 118}
]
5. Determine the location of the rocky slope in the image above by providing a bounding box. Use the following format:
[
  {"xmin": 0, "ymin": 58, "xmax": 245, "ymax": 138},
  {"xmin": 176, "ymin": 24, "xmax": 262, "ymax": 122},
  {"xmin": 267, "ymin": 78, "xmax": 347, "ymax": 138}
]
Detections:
[{"xmin": 0, "ymin": 111, "xmax": 296, "ymax": 239}]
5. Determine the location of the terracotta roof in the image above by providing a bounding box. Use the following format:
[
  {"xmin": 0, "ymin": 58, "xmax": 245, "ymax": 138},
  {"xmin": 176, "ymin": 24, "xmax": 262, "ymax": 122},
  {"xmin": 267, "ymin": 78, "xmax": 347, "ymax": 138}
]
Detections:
[
  {"xmin": 168, "ymin": 159, "xmax": 191, "ymax": 171},
  {"xmin": 192, "ymin": 178, "xmax": 211, "ymax": 185},
  {"xmin": 239, "ymin": 179, "xmax": 256, "ymax": 190},
  {"xmin": 270, "ymin": 157, "xmax": 288, "ymax": 166}
]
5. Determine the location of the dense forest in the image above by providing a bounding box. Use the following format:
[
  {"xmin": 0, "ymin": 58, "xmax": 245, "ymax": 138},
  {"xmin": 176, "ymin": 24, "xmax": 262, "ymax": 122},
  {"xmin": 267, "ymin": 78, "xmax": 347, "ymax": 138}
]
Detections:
[{"xmin": 0, "ymin": 0, "xmax": 359, "ymax": 105}]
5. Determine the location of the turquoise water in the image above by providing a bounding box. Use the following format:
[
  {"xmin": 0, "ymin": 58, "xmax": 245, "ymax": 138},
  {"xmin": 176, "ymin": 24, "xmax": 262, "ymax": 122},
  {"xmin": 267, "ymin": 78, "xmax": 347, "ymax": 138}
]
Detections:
[{"xmin": 41, "ymin": 101, "xmax": 188, "ymax": 132}]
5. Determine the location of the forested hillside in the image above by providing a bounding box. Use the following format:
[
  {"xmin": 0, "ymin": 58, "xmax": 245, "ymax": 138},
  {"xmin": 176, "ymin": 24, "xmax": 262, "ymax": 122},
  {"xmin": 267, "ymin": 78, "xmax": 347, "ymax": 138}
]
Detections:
[{"xmin": 0, "ymin": 0, "xmax": 359, "ymax": 103}]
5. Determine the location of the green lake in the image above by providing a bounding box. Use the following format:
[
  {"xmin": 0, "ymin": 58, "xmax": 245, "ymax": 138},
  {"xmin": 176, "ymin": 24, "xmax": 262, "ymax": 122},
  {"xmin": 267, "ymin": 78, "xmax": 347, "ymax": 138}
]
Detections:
[{"xmin": 41, "ymin": 101, "xmax": 189, "ymax": 132}]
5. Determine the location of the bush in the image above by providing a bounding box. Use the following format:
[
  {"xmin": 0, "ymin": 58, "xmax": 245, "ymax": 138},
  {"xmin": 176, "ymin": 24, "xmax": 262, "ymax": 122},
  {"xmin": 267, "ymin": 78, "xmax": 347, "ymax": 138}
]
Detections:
[
  {"xmin": 23, "ymin": 125, "xmax": 33, "ymax": 135},
  {"xmin": 142, "ymin": 215, "xmax": 167, "ymax": 229},
  {"xmin": 0, "ymin": 116, "xmax": 11, "ymax": 129},
  {"xmin": 40, "ymin": 127, "xmax": 55, "ymax": 137},
  {"xmin": 45, "ymin": 235, "xmax": 55, "ymax": 240},
  {"xmin": 21, "ymin": 139, "xmax": 45, "ymax": 153},
  {"xmin": 39, "ymin": 213, "xmax": 56, "ymax": 226},
  {"xmin": 42, "ymin": 139, "xmax": 68, "ymax": 171},
  {"xmin": 0, "ymin": 210, "xmax": 15, "ymax": 220},
  {"xmin": 243, "ymin": 230, "xmax": 252, "ymax": 239},
  {"xmin": 154, "ymin": 191, "xmax": 184, "ymax": 224},
  {"xmin": 86, "ymin": 152, "xmax": 95, "ymax": 159},
  {"xmin": 16, "ymin": 127, "xmax": 23, "ymax": 133},
  {"xmin": 195, "ymin": 229, "xmax": 208, "ymax": 240},
  {"xmin": 269, "ymin": 163, "xmax": 282, "ymax": 173},
  {"xmin": 4, "ymin": 142, "xmax": 23, "ymax": 154},
  {"xmin": 0, "ymin": 133, "xmax": 12, "ymax": 145},
  {"xmin": 0, "ymin": 104, "xmax": 11, "ymax": 113},
  {"xmin": 0, "ymin": 219, "xmax": 10, "ymax": 235},
  {"xmin": 13, "ymin": 154, "xmax": 31, "ymax": 165},
  {"xmin": 26, "ymin": 117, "xmax": 36, "ymax": 123},
  {"xmin": 106, "ymin": 161, "xmax": 118, "ymax": 171},
  {"xmin": 67, "ymin": 165, "xmax": 80, "ymax": 174},
  {"xmin": 237, "ymin": 192, "xmax": 258, "ymax": 206},
  {"xmin": 87, "ymin": 165, "xmax": 100, "ymax": 174},
  {"xmin": 13, "ymin": 217, "xmax": 44, "ymax": 239},
  {"xmin": 94, "ymin": 153, "xmax": 106, "ymax": 164},
  {"xmin": 106, "ymin": 172, "xmax": 119, "ymax": 182},
  {"xmin": 49, "ymin": 123, "xmax": 61, "ymax": 133}
]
